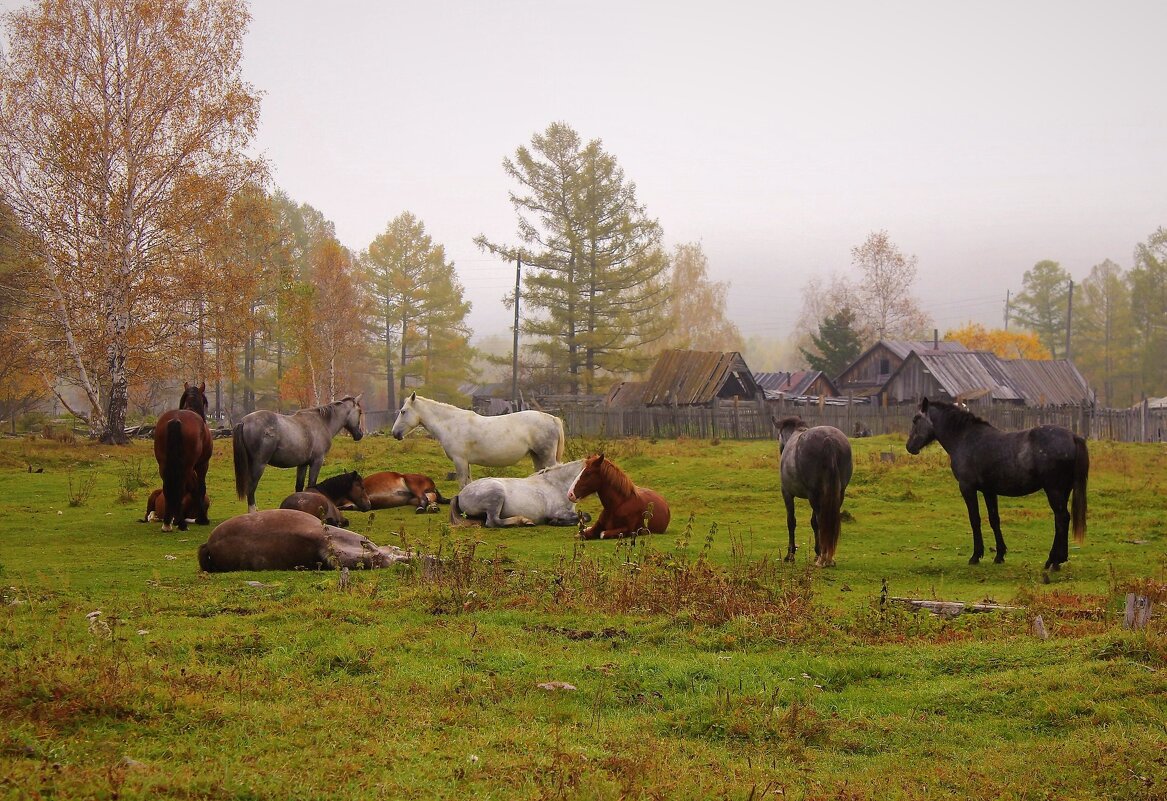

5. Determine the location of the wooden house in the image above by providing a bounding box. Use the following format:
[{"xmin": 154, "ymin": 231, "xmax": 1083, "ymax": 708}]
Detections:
[
  {"xmin": 835, "ymin": 339, "xmax": 969, "ymax": 398},
  {"xmin": 753, "ymin": 370, "xmax": 838, "ymax": 400},
  {"xmin": 617, "ymin": 349, "xmax": 763, "ymax": 407},
  {"xmin": 883, "ymin": 351, "xmax": 1094, "ymax": 407}
]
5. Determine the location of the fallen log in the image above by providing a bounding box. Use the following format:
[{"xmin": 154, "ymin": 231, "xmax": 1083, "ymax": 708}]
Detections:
[{"xmin": 889, "ymin": 597, "xmax": 1021, "ymax": 617}]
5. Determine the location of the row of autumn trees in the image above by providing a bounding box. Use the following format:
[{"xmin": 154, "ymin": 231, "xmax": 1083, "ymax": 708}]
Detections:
[
  {"xmin": 794, "ymin": 228, "xmax": 1167, "ymax": 408},
  {"xmin": 0, "ymin": 1, "xmax": 741, "ymax": 442}
]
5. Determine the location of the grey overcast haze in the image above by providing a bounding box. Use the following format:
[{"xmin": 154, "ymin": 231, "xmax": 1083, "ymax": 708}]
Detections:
[{"xmin": 7, "ymin": 0, "xmax": 1167, "ymax": 342}]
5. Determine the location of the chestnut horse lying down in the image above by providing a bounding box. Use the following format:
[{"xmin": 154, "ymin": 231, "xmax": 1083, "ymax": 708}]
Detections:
[
  {"xmin": 279, "ymin": 471, "xmax": 372, "ymax": 527},
  {"xmin": 143, "ymin": 488, "xmax": 210, "ymax": 524},
  {"xmin": 567, "ymin": 453, "xmax": 670, "ymax": 539},
  {"xmin": 450, "ymin": 460, "xmax": 588, "ymax": 528},
  {"xmin": 197, "ymin": 509, "xmax": 409, "ymax": 572},
  {"xmin": 362, "ymin": 470, "xmax": 449, "ymax": 513}
]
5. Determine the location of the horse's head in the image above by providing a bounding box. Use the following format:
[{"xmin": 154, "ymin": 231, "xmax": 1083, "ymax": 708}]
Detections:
[
  {"xmin": 905, "ymin": 397, "xmax": 936, "ymax": 454},
  {"xmin": 391, "ymin": 392, "xmax": 421, "ymax": 441},
  {"xmin": 340, "ymin": 394, "xmax": 364, "ymax": 441},
  {"xmin": 342, "ymin": 470, "xmax": 372, "ymax": 512},
  {"xmin": 567, "ymin": 453, "xmax": 605, "ymax": 502},
  {"xmin": 179, "ymin": 381, "xmax": 209, "ymax": 419},
  {"xmin": 774, "ymin": 416, "xmax": 806, "ymax": 453}
]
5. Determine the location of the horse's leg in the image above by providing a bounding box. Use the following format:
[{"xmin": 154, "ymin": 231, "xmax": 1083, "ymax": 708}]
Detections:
[
  {"xmin": 783, "ymin": 490, "xmax": 798, "ymax": 562},
  {"xmin": 1043, "ymin": 487, "xmax": 1072, "ymax": 570},
  {"xmin": 454, "ymin": 459, "xmax": 471, "ymax": 488},
  {"xmin": 961, "ymin": 485, "xmax": 985, "ymax": 564},
  {"xmin": 580, "ymin": 509, "xmax": 611, "ymax": 540},
  {"xmin": 295, "ymin": 464, "xmax": 308, "ymax": 493},
  {"xmin": 983, "ymin": 493, "xmax": 1006, "ymax": 563},
  {"xmin": 306, "ymin": 459, "xmax": 323, "ymax": 490},
  {"xmin": 809, "ymin": 505, "xmax": 827, "ymax": 566},
  {"xmin": 245, "ymin": 460, "xmax": 267, "ymax": 513}
]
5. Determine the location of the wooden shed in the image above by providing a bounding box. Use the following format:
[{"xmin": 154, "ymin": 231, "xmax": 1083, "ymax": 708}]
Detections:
[
  {"xmin": 835, "ymin": 339, "xmax": 968, "ymax": 398},
  {"xmin": 633, "ymin": 349, "xmax": 763, "ymax": 407},
  {"xmin": 753, "ymin": 370, "xmax": 838, "ymax": 400}
]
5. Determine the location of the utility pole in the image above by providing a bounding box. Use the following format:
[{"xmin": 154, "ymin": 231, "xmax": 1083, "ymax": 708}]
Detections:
[
  {"xmin": 1064, "ymin": 279, "xmax": 1074, "ymax": 360},
  {"xmin": 512, "ymin": 256, "xmax": 521, "ymax": 409},
  {"xmin": 1004, "ymin": 290, "xmax": 1010, "ymax": 330}
]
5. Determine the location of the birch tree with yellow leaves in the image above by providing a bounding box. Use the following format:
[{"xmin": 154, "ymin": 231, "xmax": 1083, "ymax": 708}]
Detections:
[{"xmin": 0, "ymin": 0, "xmax": 262, "ymax": 441}]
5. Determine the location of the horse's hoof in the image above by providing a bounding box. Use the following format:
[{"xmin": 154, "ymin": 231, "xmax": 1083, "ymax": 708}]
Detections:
[
  {"xmin": 968, "ymin": 556, "xmax": 981, "ymax": 565},
  {"xmin": 1045, "ymin": 561, "xmax": 1062, "ymax": 572},
  {"xmin": 783, "ymin": 552, "xmax": 796, "ymax": 563},
  {"xmin": 414, "ymin": 506, "xmax": 426, "ymax": 514},
  {"xmin": 993, "ymin": 555, "xmax": 1005, "ymax": 564},
  {"xmin": 427, "ymin": 504, "xmax": 439, "ymax": 513}
]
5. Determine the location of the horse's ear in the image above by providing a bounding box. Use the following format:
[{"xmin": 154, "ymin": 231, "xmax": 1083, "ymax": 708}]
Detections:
[
  {"xmin": 409, "ymin": 391, "xmax": 416, "ymax": 402},
  {"xmin": 199, "ymin": 381, "xmax": 206, "ymax": 393},
  {"xmin": 184, "ymin": 381, "xmax": 190, "ymax": 390},
  {"xmin": 920, "ymin": 397, "xmax": 930, "ymax": 412},
  {"xmin": 353, "ymin": 393, "xmax": 362, "ymax": 402},
  {"xmin": 597, "ymin": 452, "xmax": 605, "ymax": 463}
]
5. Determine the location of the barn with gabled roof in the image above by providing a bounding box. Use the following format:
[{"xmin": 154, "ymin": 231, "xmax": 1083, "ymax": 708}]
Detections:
[{"xmin": 631, "ymin": 349, "xmax": 763, "ymax": 407}]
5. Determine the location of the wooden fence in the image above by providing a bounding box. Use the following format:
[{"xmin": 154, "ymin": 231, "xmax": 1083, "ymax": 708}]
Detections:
[{"xmin": 556, "ymin": 401, "xmax": 1167, "ymax": 443}]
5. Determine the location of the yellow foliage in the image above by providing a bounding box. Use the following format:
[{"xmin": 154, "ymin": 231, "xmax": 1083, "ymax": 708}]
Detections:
[{"xmin": 944, "ymin": 323, "xmax": 1052, "ymax": 359}]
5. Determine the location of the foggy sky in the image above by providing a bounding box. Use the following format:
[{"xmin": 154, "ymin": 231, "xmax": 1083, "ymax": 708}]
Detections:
[{"xmin": 7, "ymin": 0, "xmax": 1166, "ymax": 341}]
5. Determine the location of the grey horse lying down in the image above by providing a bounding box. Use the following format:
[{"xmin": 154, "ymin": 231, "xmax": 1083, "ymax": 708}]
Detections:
[
  {"xmin": 198, "ymin": 508, "xmax": 409, "ymax": 572},
  {"xmin": 449, "ymin": 460, "xmax": 589, "ymax": 527}
]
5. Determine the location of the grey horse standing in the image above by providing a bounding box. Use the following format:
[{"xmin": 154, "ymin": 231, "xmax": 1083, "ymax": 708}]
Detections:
[
  {"xmin": 233, "ymin": 395, "xmax": 365, "ymax": 512},
  {"xmin": 776, "ymin": 416, "xmax": 853, "ymax": 567}
]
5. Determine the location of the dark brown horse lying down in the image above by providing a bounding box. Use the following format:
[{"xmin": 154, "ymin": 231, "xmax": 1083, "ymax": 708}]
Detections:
[
  {"xmin": 143, "ymin": 488, "xmax": 210, "ymax": 524},
  {"xmin": 197, "ymin": 509, "xmax": 409, "ymax": 572},
  {"xmin": 279, "ymin": 471, "xmax": 372, "ymax": 527},
  {"xmin": 362, "ymin": 470, "xmax": 449, "ymax": 513}
]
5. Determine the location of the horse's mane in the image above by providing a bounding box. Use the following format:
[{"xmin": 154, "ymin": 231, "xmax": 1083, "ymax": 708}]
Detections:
[
  {"xmin": 315, "ymin": 471, "xmax": 361, "ymax": 495},
  {"xmin": 598, "ymin": 457, "xmax": 637, "ymax": 496},
  {"xmin": 928, "ymin": 400, "xmax": 993, "ymax": 429}
]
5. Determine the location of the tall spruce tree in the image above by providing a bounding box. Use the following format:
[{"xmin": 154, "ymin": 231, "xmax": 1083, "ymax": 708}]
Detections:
[
  {"xmin": 800, "ymin": 309, "xmax": 862, "ymax": 378},
  {"xmin": 477, "ymin": 122, "xmax": 670, "ymax": 394}
]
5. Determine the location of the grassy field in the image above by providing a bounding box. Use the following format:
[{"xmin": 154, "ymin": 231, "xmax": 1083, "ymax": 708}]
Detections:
[{"xmin": 1, "ymin": 429, "xmax": 1164, "ymax": 800}]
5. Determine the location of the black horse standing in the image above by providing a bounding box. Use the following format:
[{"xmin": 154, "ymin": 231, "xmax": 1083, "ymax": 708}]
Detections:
[{"xmin": 905, "ymin": 398, "xmax": 1088, "ymax": 569}]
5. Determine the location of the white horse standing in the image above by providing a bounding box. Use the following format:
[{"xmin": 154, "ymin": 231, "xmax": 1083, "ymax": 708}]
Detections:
[
  {"xmin": 390, "ymin": 393, "xmax": 565, "ymax": 487},
  {"xmin": 450, "ymin": 460, "xmax": 587, "ymax": 528}
]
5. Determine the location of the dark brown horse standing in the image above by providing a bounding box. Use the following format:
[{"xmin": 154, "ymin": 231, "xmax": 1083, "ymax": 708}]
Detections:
[
  {"xmin": 153, "ymin": 382, "xmax": 213, "ymax": 532},
  {"xmin": 566, "ymin": 453, "xmax": 670, "ymax": 540},
  {"xmin": 142, "ymin": 487, "xmax": 210, "ymax": 524},
  {"xmin": 362, "ymin": 470, "xmax": 449, "ymax": 513},
  {"xmin": 776, "ymin": 416, "xmax": 853, "ymax": 567},
  {"xmin": 905, "ymin": 397, "xmax": 1088, "ymax": 569},
  {"xmin": 279, "ymin": 471, "xmax": 372, "ymax": 527}
]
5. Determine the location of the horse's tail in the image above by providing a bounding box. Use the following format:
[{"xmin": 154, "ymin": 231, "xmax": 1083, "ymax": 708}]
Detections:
[
  {"xmin": 162, "ymin": 419, "xmax": 185, "ymax": 529},
  {"xmin": 816, "ymin": 439, "xmax": 846, "ymax": 564},
  {"xmin": 432, "ymin": 488, "xmax": 451, "ymax": 505},
  {"xmin": 232, "ymin": 423, "xmax": 249, "ymax": 501},
  {"xmin": 1072, "ymin": 435, "xmax": 1088, "ymax": 544},
  {"xmin": 449, "ymin": 495, "xmax": 470, "ymax": 527},
  {"xmin": 554, "ymin": 415, "xmax": 566, "ymax": 464}
]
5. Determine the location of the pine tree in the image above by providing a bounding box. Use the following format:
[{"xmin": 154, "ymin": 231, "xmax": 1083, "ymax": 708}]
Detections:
[
  {"xmin": 478, "ymin": 122, "xmax": 671, "ymax": 394},
  {"xmin": 365, "ymin": 212, "xmax": 474, "ymax": 407},
  {"xmin": 1010, "ymin": 260, "xmax": 1071, "ymax": 358},
  {"xmin": 799, "ymin": 309, "xmax": 862, "ymax": 378}
]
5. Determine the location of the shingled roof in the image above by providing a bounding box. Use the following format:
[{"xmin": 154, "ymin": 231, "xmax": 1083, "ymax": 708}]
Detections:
[{"xmin": 639, "ymin": 350, "xmax": 761, "ymax": 406}]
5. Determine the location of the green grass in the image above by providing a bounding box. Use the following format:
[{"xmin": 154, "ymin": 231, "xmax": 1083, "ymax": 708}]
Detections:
[{"xmin": 1, "ymin": 431, "xmax": 1165, "ymax": 800}]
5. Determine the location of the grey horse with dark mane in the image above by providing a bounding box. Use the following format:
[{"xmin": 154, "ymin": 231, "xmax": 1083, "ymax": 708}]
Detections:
[
  {"xmin": 233, "ymin": 395, "xmax": 364, "ymax": 512},
  {"xmin": 775, "ymin": 416, "xmax": 853, "ymax": 567}
]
